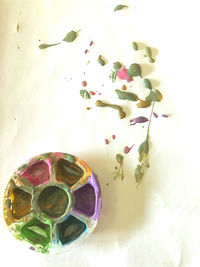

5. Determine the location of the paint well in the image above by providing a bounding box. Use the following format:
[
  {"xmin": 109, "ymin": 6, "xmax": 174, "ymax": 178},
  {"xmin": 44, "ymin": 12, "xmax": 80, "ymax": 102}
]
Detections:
[
  {"xmin": 38, "ymin": 186, "xmax": 68, "ymax": 218},
  {"xmin": 11, "ymin": 188, "xmax": 31, "ymax": 219},
  {"xmin": 58, "ymin": 215, "xmax": 86, "ymax": 244},
  {"xmin": 20, "ymin": 217, "xmax": 51, "ymax": 249},
  {"xmin": 56, "ymin": 158, "xmax": 84, "ymax": 186},
  {"xmin": 21, "ymin": 161, "xmax": 50, "ymax": 186},
  {"xmin": 73, "ymin": 184, "xmax": 95, "ymax": 217}
]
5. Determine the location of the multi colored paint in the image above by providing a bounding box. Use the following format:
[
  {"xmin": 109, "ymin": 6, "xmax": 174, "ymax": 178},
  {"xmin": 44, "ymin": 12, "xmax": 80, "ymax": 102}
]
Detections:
[{"xmin": 3, "ymin": 152, "xmax": 102, "ymax": 253}]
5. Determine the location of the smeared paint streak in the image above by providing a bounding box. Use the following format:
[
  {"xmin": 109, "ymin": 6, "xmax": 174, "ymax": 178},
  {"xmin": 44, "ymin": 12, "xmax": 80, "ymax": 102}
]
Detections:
[{"xmin": 88, "ymin": 172, "xmax": 102, "ymax": 220}]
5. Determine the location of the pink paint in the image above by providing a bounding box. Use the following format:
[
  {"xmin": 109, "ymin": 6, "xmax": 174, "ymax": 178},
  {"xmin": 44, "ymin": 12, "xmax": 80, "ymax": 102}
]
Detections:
[
  {"xmin": 21, "ymin": 161, "xmax": 50, "ymax": 186},
  {"xmin": 117, "ymin": 67, "xmax": 133, "ymax": 82},
  {"xmin": 54, "ymin": 152, "xmax": 64, "ymax": 158},
  {"xmin": 81, "ymin": 81, "xmax": 87, "ymax": 87}
]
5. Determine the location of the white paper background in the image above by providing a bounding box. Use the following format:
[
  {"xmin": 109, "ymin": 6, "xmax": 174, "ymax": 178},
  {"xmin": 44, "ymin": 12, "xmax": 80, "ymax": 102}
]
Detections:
[{"xmin": 0, "ymin": 0, "xmax": 200, "ymax": 266}]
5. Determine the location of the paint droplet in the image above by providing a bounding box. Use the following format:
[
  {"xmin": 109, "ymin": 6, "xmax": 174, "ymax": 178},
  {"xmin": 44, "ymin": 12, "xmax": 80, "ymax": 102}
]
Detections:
[
  {"xmin": 112, "ymin": 134, "xmax": 116, "ymax": 139},
  {"xmin": 106, "ymin": 183, "xmax": 109, "ymax": 186},
  {"xmin": 89, "ymin": 91, "xmax": 95, "ymax": 95},
  {"xmin": 104, "ymin": 139, "xmax": 109, "ymax": 145},
  {"xmin": 14, "ymin": 118, "xmax": 16, "ymax": 120},
  {"xmin": 161, "ymin": 114, "xmax": 169, "ymax": 117},
  {"xmin": 29, "ymin": 246, "xmax": 35, "ymax": 251},
  {"xmin": 86, "ymin": 107, "xmax": 91, "ymax": 110},
  {"xmin": 89, "ymin": 41, "xmax": 94, "ymax": 46},
  {"xmin": 124, "ymin": 144, "xmax": 134, "ymax": 154},
  {"xmin": 121, "ymin": 85, "xmax": 126, "ymax": 90},
  {"xmin": 84, "ymin": 49, "xmax": 88, "ymax": 54},
  {"xmin": 153, "ymin": 112, "xmax": 158, "ymax": 118},
  {"xmin": 82, "ymin": 81, "xmax": 87, "ymax": 87}
]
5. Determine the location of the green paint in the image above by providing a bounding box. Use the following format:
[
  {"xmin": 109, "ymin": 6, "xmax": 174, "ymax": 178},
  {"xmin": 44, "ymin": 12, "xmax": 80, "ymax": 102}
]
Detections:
[
  {"xmin": 64, "ymin": 154, "xmax": 76, "ymax": 164},
  {"xmin": 97, "ymin": 55, "xmax": 106, "ymax": 66},
  {"xmin": 63, "ymin": 30, "xmax": 79, "ymax": 42},
  {"xmin": 113, "ymin": 62, "xmax": 122, "ymax": 70},
  {"xmin": 115, "ymin": 89, "xmax": 138, "ymax": 101},
  {"xmin": 106, "ymin": 183, "xmax": 109, "ymax": 186},
  {"xmin": 28, "ymin": 226, "xmax": 48, "ymax": 238},
  {"xmin": 19, "ymin": 217, "xmax": 51, "ymax": 251},
  {"xmin": 109, "ymin": 70, "xmax": 117, "ymax": 82},
  {"xmin": 113, "ymin": 154, "xmax": 124, "ymax": 180},
  {"xmin": 128, "ymin": 63, "xmax": 142, "ymax": 77},
  {"xmin": 145, "ymin": 89, "xmax": 163, "ymax": 102},
  {"xmin": 114, "ymin": 4, "xmax": 128, "ymax": 11},
  {"xmin": 95, "ymin": 100, "xmax": 126, "ymax": 119},
  {"xmin": 39, "ymin": 43, "xmax": 61, "ymax": 49},
  {"xmin": 145, "ymin": 47, "xmax": 155, "ymax": 63},
  {"xmin": 17, "ymin": 163, "xmax": 29, "ymax": 171},
  {"xmin": 143, "ymin": 78, "xmax": 152, "ymax": 89},
  {"xmin": 138, "ymin": 139, "xmax": 149, "ymax": 162},
  {"xmin": 80, "ymin": 89, "xmax": 91, "ymax": 99},
  {"xmin": 132, "ymin": 42, "xmax": 138, "ymax": 50}
]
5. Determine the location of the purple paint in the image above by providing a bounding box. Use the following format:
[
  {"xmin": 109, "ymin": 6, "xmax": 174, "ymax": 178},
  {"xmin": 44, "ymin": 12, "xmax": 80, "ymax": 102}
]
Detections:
[
  {"xmin": 21, "ymin": 161, "xmax": 50, "ymax": 186},
  {"xmin": 88, "ymin": 172, "xmax": 102, "ymax": 220},
  {"xmin": 73, "ymin": 184, "xmax": 95, "ymax": 217},
  {"xmin": 72, "ymin": 172, "xmax": 102, "ymax": 220}
]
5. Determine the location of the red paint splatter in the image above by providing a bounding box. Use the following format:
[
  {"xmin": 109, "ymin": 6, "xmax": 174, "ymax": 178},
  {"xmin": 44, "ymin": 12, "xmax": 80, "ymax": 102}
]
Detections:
[
  {"xmin": 112, "ymin": 134, "xmax": 116, "ymax": 139},
  {"xmin": 89, "ymin": 91, "xmax": 96, "ymax": 95},
  {"xmin": 124, "ymin": 144, "xmax": 134, "ymax": 154},
  {"xmin": 104, "ymin": 139, "xmax": 109, "ymax": 145}
]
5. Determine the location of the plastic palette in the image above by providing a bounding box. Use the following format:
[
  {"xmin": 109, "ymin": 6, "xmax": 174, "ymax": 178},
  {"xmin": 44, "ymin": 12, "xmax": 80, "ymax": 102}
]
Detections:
[{"xmin": 3, "ymin": 152, "xmax": 102, "ymax": 253}]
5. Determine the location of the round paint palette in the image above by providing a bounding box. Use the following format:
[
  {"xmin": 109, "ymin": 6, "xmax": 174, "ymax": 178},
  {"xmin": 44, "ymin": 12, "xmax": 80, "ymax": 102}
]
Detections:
[{"xmin": 3, "ymin": 152, "xmax": 102, "ymax": 253}]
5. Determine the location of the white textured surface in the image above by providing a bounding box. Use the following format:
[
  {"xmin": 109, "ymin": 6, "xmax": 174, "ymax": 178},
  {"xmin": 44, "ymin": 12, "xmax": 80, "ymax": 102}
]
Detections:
[{"xmin": 0, "ymin": 0, "xmax": 200, "ymax": 266}]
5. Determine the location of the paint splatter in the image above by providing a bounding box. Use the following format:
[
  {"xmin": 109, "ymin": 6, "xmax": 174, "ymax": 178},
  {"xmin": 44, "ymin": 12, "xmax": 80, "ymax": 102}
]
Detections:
[
  {"xmin": 124, "ymin": 144, "xmax": 134, "ymax": 154},
  {"xmin": 104, "ymin": 139, "xmax": 109, "ymax": 145}
]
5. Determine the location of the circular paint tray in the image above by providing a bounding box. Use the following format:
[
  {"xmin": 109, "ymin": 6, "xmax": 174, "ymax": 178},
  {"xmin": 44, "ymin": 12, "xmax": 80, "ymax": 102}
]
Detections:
[{"xmin": 3, "ymin": 152, "xmax": 102, "ymax": 254}]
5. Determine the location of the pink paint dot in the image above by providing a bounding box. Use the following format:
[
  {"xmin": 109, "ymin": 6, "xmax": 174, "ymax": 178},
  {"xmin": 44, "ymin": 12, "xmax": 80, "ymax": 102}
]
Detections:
[{"xmin": 82, "ymin": 81, "xmax": 87, "ymax": 87}]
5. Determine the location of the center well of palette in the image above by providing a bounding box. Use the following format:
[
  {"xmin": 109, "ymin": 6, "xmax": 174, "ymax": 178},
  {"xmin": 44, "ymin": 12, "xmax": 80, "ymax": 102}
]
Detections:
[{"xmin": 38, "ymin": 186, "xmax": 68, "ymax": 218}]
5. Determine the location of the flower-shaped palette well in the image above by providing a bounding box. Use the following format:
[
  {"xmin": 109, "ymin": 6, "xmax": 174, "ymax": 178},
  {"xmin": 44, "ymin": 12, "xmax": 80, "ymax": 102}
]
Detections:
[{"xmin": 3, "ymin": 153, "xmax": 102, "ymax": 253}]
